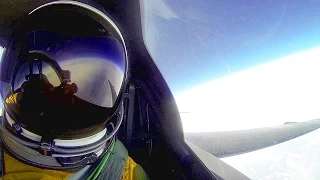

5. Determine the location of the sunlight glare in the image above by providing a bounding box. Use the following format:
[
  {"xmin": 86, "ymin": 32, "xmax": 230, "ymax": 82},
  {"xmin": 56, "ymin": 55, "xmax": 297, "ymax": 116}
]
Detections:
[{"xmin": 176, "ymin": 47, "xmax": 320, "ymax": 132}]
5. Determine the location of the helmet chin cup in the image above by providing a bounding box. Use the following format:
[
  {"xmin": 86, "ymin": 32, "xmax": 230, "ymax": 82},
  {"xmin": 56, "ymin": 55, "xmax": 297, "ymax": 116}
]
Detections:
[{"xmin": 0, "ymin": 101, "xmax": 124, "ymax": 169}]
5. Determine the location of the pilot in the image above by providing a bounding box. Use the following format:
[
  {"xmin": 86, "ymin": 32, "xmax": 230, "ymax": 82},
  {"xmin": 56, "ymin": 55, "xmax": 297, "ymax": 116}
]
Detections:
[{"xmin": 0, "ymin": 1, "xmax": 148, "ymax": 180}]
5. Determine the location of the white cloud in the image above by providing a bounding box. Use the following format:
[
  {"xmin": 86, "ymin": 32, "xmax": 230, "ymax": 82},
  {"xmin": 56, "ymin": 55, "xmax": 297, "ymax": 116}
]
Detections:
[
  {"xmin": 221, "ymin": 129, "xmax": 320, "ymax": 180},
  {"xmin": 176, "ymin": 47, "xmax": 320, "ymax": 132}
]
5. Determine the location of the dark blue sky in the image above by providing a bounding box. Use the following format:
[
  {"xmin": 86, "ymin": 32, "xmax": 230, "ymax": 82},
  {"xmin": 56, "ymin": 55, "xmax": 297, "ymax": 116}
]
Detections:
[{"xmin": 142, "ymin": 0, "xmax": 320, "ymax": 95}]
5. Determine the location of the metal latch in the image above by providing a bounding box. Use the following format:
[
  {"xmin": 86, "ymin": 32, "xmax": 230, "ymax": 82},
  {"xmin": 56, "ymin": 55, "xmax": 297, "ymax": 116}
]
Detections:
[
  {"xmin": 39, "ymin": 141, "xmax": 54, "ymax": 156},
  {"xmin": 56, "ymin": 152, "xmax": 98, "ymax": 167},
  {"xmin": 12, "ymin": 123, "xmax": 22, "ymax": 134}
]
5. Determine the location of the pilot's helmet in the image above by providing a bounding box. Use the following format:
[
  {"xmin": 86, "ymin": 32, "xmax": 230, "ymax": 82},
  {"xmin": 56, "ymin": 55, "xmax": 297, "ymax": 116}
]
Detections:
[{"xmin": 0, "ymin": 1, "xmax": 128, "ymax": 169}]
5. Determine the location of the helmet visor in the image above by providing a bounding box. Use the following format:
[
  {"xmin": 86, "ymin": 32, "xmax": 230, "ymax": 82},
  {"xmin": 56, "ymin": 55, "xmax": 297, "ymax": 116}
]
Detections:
[
  {"xmin": 20, "ymin": 30, "xmax": 125, "ymax": 108},
  {"xmin": 0, "ymin": 29, "xmax": 126, "ymax": 138}
]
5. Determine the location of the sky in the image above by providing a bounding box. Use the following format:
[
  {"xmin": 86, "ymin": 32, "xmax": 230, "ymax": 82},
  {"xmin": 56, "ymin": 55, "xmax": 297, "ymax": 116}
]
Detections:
[{"xmin": 142, "ymin": 0, "xmax": 320, "ymax": 94}]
